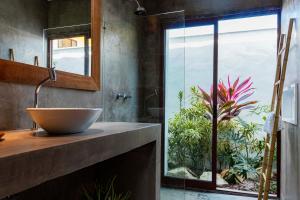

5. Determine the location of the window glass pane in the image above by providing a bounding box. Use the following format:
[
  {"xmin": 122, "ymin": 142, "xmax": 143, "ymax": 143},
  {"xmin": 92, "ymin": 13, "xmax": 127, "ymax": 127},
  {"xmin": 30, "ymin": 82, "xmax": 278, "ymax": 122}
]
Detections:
[
  {"xmin": 165, "ymin": 25, "xmax": 214, "ymax": 182},
  {"xmin": 217, "ymin": 15, "xmax": 278, "ymax": 194},
  {"xmin": 51, "ymin": 36, "xmax": 91, "ymax": 76}
]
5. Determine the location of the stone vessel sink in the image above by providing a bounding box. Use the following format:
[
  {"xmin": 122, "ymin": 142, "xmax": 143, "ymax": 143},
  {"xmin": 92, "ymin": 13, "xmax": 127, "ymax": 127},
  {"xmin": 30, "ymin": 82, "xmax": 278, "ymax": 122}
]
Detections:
[{"xmin": 26, "ymin": 108, "xmax": 103, "ymax": 135}]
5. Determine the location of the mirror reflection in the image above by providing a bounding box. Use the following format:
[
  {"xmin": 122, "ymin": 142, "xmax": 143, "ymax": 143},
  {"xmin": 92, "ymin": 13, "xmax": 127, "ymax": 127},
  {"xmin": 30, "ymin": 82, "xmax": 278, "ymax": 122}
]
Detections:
[{"xmin": 0, "ymin": 0, "xmax": 91, "ymax": 76}]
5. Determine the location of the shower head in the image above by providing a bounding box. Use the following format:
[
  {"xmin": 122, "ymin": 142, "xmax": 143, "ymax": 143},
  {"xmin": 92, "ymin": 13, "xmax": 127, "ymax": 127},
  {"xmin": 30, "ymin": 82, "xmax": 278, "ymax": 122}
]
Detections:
[
  {"xmin": 135, "ymin": 5, "xmax": 146, "ymax": 16},
  {"xmin": 133, "ymin": 0, "xmax": 146, "ymax": 16}
]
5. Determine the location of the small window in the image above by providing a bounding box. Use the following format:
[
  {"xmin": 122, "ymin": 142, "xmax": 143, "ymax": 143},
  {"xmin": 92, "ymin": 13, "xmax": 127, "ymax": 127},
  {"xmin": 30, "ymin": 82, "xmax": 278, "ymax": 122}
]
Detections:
[{"xmin": 48, "ymin": 35, "xmax": 91, "ymax": 76}]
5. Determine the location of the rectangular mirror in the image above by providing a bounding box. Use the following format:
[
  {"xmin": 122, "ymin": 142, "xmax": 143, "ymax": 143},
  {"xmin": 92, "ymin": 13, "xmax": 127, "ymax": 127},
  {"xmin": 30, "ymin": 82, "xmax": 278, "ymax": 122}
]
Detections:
[
  {"xmin": 45, "ymin": 0, "xmax": 91, "ymax": 76},
  {"xmin": 0, "ymin": 0, "xmax": 100, "ymax": 91}
]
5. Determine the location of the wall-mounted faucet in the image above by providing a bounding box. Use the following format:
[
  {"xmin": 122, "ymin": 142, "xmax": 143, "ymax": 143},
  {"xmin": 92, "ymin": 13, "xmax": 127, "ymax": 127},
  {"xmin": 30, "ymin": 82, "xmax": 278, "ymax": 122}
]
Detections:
[
  {"xmin": 32, "ymin": 67, "xmax": 56, "ymax": 130},
  {"xmin": 145, "ymin": 89, "xmax": 159, "ymax": 101},
  {"xmin": 115, "ymin": 93, "xmax": 132, "ymax": 101}
]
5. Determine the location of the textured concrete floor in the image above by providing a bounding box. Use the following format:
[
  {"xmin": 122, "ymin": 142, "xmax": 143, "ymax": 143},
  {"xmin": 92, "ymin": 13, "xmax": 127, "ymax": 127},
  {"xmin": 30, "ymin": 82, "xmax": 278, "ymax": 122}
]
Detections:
[{"xmin": 161, "ymin": 188, "xmax": 256, "ymax": 200}]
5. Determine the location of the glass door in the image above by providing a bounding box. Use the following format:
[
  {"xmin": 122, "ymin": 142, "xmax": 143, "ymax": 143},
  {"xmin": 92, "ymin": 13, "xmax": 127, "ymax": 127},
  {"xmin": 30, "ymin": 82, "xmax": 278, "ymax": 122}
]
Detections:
[
  {"xmin": 164, "ymin": 21, "xmax": 217, "ymax": 189},
  {"xmin": 162, "ymin": 12, "xmax": 279, "ymax": 195},
  {"xmin": 217, "ymin": 14, "xmax": 278, "ymax": 195}
]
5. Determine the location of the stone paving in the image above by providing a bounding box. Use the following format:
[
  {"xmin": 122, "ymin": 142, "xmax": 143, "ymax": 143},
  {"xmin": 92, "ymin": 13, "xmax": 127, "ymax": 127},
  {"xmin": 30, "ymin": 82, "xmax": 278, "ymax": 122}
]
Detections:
[{"xmin": 161, "ymin": 188, "xmax": 256, "ymax": 200}]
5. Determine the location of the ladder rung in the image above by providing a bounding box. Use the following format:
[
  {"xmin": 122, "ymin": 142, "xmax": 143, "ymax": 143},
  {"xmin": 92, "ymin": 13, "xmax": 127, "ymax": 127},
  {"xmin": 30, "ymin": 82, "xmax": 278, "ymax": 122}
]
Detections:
[
  {"xmin": 278, "ymin": 47, "xmax": 286, "ymax": 56},
  {"xmin": 274, "ymin": 80, "xmax": 281, "ymax": 86},
  {"xmin": 263, "ymin": 173, "xmax": 267, "ymax": 181}
]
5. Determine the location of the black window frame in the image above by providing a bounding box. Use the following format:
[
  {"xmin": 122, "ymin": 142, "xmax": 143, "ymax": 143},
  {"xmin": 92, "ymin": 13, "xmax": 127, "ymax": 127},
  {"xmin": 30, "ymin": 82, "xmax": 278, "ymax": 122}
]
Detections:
[{"xmin": 161, "ymin": 8, "xmax": 281, "ymax": 198}]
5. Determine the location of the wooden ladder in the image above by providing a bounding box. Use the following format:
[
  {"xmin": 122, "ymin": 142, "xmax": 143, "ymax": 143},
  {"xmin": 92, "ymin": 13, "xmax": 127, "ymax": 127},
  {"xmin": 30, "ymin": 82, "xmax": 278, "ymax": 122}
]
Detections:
[{"xmin": 257, "ymin": 18, "xmax": 295, "ymax": 200}]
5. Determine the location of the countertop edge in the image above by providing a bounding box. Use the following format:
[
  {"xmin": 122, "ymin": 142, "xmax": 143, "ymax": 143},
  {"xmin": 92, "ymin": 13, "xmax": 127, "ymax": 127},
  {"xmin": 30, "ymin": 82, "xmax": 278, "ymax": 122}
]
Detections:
[{"xmin": 0, "ymin": 122, "xmax": 162, "ymax": 199}]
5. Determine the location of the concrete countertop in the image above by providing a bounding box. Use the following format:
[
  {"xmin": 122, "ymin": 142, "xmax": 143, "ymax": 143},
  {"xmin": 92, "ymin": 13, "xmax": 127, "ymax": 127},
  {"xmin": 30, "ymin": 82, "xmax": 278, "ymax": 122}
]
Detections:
[{"xmin": 0, "ymin": 122, "xmax": 161, "ymax": 199}]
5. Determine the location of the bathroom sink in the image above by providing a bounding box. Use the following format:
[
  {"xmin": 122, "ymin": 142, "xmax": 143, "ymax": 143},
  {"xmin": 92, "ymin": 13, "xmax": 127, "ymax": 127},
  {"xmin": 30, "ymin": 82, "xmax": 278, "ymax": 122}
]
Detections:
[{"xmin": 26, "ymin": 108, "xmax": 103, "ymax": 135}]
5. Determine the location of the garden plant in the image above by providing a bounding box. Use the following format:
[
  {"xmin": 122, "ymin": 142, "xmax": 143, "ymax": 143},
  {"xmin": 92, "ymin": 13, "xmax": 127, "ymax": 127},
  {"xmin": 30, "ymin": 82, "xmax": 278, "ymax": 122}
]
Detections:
[{"xmin": 168, "ymin": 76, "xmax": 277, "ymax": 193}]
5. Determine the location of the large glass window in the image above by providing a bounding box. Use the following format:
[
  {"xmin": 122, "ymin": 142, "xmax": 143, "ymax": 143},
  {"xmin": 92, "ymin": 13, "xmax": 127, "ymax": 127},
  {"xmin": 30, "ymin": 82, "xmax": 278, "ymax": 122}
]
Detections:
[
  {"xmin": 217, "ymin": 15, "xmax": 278, "ymax": 194},
  {"xmin": 163, "ymin": 13, "xmax": 279, "ymax": 195}
]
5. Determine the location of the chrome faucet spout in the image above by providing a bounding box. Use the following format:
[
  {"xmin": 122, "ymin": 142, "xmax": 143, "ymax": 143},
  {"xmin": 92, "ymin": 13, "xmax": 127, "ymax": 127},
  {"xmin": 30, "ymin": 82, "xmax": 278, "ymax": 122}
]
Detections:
[
  {"xmin": 49, "ymin": 67, "xmax": 57, "ymax": 81},
  {"xmin": 32, "ymin": 67, "xmax": 56, "ymax": 130}
]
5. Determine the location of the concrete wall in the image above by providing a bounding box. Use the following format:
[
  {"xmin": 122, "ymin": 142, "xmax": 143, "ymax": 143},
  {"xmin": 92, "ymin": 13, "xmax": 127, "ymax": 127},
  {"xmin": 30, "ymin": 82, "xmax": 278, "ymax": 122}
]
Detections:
[
  {"xmin": 281, "ymin": 1, "xmax": 300, "ymax": 199},
  {"xmin": 48, "ymin": 0, "xmax": 91, "ymax": 28},
  {"xmin": 0, "ymin": 0, "xmax": 47, "ymax": 66},
  {"xmin": 0, "ymin": 0, "xmax": 142, "ymax": 130},
  {"xmin": 101, "ymin": 0, "xmax": 142, "ymax": 121},
  {"xmin": 144, "ymin": 0, "xmax": 281, "ymax": 16}
]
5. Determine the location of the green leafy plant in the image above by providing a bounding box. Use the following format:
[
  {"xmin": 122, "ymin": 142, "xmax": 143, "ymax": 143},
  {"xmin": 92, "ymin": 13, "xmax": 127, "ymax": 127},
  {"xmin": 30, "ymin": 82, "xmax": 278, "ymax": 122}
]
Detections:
[
  {"xmin": 168, "ymin": 90, "xmax": 211, "ymax": 176},
  {"xmin": 168, "ymin": 83, "xmax": 270, "ymax": 191},
  {"xmin": 83, "ymin": 176, "xmax": 131, "ymax": 200},
  {"xmin": 218, "ymin": 118, "xmax": 265, "ymax": 184}
]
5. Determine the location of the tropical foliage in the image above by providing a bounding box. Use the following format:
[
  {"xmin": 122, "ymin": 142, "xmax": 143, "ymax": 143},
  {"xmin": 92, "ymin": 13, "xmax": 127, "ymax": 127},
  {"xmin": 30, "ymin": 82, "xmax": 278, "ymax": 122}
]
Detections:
[
  {"xmin": 218, "ymin": 119, "xmax": 265, "ymax": 184},
  {"xmin": 168, "ymin": 78, "xmax": 274, "ymax": 192},
  {"xmin": 198, "ymin": 76, "xmax": 258, "ymax": 122},
  {"xmin": 168, "ymin": 96, "xmax": 211, "ymax": 176}
]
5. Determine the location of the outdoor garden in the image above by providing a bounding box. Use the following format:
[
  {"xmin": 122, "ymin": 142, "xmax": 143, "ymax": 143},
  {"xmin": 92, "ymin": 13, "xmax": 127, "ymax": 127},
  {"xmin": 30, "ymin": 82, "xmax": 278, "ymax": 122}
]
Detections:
[{"xmin": 167, "ymin": 76, "xmax": 277, "ymax": 193}]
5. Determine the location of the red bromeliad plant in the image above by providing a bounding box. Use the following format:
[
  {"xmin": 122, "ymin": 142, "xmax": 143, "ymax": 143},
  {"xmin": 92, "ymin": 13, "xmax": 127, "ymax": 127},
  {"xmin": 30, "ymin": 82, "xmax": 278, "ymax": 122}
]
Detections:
[{"xmin": 199, "ymin": 76, "xmax": 258, "ymax": 122}]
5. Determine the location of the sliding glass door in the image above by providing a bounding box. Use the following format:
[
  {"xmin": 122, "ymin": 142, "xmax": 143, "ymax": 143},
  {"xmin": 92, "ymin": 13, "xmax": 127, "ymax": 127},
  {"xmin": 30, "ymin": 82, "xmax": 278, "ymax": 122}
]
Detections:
[
  {"xmin": 163, "ymin": 11, "xmax": 279, "ymax": 196},
  {"xmin": 217, "ymin": 14, "xmax": 278, "ymax": 194}
]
